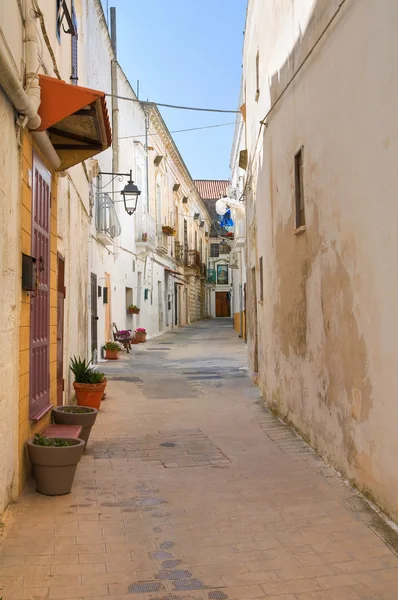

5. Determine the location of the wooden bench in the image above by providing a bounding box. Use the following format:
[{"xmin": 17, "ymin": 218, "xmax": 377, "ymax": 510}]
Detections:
[{"xmin": 42, "ymin": 424, "xmax": 83, "ymax": 439}]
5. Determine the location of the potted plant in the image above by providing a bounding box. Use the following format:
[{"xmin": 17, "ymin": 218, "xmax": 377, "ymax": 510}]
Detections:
[
  {"xmin": 127, "ymin": 304, "xmax": 140, "ymax": 314},
  {"xmin": 70, "ymin": 356, "xmax": 107, "ymax": 410},
  {"xmin": 135, "ymin": 327, "xmax": 147, "ymax": 343},
  {"xmin": 27, "ymin": 433, "xmax": 85, "ymax": 496},
  {"xmin": 52, "ymin": 406, "xmax": 98, "ymax": 447},
  {"xmin": 104, "ymin": 341, "xmax": 122, "ymax": 360},
  {"xmin": 162, "ymin": 225, "xmax": 176, "ymax": 236}
]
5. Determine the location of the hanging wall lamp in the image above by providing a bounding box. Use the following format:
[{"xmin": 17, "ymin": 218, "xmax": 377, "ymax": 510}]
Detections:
[{"xmin": 100, "ymin": 170, "xmax": 141, "ymax": 216}]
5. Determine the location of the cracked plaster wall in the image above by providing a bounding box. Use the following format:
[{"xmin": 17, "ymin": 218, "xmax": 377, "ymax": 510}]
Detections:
[{"xmin": 244, "ymin": 0, "xmax": 398, "ymax": 519}]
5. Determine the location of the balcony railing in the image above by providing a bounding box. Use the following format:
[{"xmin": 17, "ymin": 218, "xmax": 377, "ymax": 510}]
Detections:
[
  {"xmin": 95, "ymin": 192, "xmax": 121, "ymax": 244},
  {"xmin": 157, "ymin": 228, "xmax": 168, "ymax": 254},
  {"xmin": 207, "ymin": 269, "xmax": 216, "ymax": 284},
  {"xmin": 175, "ymin": 241, "xmax": 183, "ymax": 263},
  {"xmin": 135, "ymin": 213, "xmax": 156, "ymax": 248},
  {"xmin": 188, "ymin": 249, "xmax": 201, "ymax": 269}
]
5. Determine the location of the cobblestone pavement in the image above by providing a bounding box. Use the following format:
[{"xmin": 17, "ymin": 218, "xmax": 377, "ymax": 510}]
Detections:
[{"xmin": 1, "ymin": 320, "xmax": 398, "ymax": 599}]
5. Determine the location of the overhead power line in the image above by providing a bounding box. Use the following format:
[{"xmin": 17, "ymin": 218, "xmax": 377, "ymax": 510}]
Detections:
[
  {"xmin": 119, "ymin": 121, "xmax": 235, "ymax": 140},
  {"xmin": 105, "ymin": 93, "xmax": 240, "ymax": 114}
]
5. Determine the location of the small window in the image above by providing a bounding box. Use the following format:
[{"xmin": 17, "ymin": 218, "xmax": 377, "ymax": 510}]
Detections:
[
  {"xmin": 294, "ymin": 147, "xmax": 305, "ymax": 228},
  {"xmin": 255, "ymin": 51, "xmax": 260, "ymax": 101},
  {"xmin": 259, "ymin": 256, "xmax": 264, "ymax": 302},
  {"xmin": 210, "ymin": 243, "xmax": 219, "ymax": 258},
  {"xmin": 103, "ymin": 287, "xmax": 108, "ymax": 304}
]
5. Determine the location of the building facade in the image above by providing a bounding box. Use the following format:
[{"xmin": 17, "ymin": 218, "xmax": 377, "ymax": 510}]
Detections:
[
  {"xmin": 242, "ymin": 0, "xmax": 398, "ymax": 520},
  {"xmin": 195, "ymin": 180, "xmax": 234, "ymax": 319},
  {"xmin": 0, "ymin": 0, "xmax": 211, "ymax": 514}
]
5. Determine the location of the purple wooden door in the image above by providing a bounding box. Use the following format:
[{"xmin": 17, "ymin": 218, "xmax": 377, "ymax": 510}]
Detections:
[{"xmin": 30, "ymin": 155, "xmax": 51, "ymax": 419}]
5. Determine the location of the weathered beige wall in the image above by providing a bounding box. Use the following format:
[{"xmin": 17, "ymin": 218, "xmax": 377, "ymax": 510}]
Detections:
[
  {"xmin": 0, "ymin": 90, "xmax": 20, "ymax": 513},
  {"xmin": 244, "ymin": 0, "xmax": 398, "ymax": 519}
]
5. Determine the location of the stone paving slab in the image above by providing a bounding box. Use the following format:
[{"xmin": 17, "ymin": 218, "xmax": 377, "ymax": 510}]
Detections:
[{"xmin": 1, "ymin": 320, "xmax": 398, "ymax": 599}]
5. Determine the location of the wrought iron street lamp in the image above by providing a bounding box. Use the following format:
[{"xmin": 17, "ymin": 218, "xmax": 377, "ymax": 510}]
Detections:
[{"xmin": 100, "ymin": 169, "xmax": 141, "ymax": 216}]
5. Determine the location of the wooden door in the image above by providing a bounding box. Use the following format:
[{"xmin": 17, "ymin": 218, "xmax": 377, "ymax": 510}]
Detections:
[
  {"xmin": 216, "ymin": 292, "xmax": 230, "ymax": 317},
  {"xmin": 57, "ymin": 255, "xmax": 65, "ymax": 406},
  {"xmin": 90, "ymin": 273, "xmax": 98, "ymax": 355},
  {"xmin": 30, "ymin": 155, "xmax": 51, "ymax": 419}
]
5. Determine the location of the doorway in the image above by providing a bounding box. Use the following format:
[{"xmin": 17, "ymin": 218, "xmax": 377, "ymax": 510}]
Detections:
[
  {"xmin": 158, "ymin": 280, "xmax": 163, "ymax": 331},
  {"xmin": 30, "ymin": 154, "xmax": 51, "ymax": 418},
  {"xmin": 174, "ymin": 282, "xmax": 178, "ymax": 326},
  {"xmin": 251, "ymin": 267, "xmax": 258, "ymax": 372},
  {"xmin": 216, "ymin": 292, "xmax": 231, "ymax": 317},
  {"xmin": 90, "ymin": 273, "xmax": 98, "ymax": 357},
  {"xmin": 104, "ymin": 273, "xmax": 111, "ymax": 342},
  {"xmin": 57, "ymin": 255, "xmax": 65, "ymax": 406}
]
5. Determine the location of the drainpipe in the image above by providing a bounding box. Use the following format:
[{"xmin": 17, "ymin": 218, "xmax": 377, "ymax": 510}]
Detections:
[{"xmin": 0, "ymin": 1, "xmax": 61, "ymax": 169}]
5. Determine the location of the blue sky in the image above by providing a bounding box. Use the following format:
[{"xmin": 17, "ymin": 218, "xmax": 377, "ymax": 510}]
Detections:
[{"xmin": 101, "ymin": 1, "xmax": 247, "ymax": 180}]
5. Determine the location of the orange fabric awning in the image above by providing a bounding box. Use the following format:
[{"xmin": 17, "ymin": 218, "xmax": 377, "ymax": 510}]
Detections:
[{"xmin": 36, "ymin": 75, "xmax": 112, "ymax": 171}]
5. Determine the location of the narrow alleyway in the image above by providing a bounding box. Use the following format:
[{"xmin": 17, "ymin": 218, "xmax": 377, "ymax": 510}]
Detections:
[{"xmin": 1, "ymin": 320, "xmax": 398, "ymax": 600}]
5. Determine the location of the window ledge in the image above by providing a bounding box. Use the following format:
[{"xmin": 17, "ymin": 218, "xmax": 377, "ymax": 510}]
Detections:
[
  {"xmin": 30, "ymin": 403, "xmax": 53, "ymax": 424},
  {"xmin": 294, "ymin": 225, "xmax": 306, "ymax": 236}
]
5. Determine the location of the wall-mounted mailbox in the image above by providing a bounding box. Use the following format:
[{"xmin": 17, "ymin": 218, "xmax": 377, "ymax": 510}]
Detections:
[{"xmin": 22, "ymin": 254, "xmax": 37, "ymax": 291}]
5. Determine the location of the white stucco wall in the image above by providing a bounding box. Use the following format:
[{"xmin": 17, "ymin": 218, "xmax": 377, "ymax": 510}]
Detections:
[{"xmin": 243, "ymin": 0, "xmax": 398, "ymax": 520}]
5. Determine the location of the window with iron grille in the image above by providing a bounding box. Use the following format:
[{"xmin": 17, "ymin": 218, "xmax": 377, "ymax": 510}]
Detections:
[
  {"xmin": 259, "ymin": 256, "xmax": 264, "ymax": 302},
  {"xmin": 70, "ymin": 1, "xmax": 78, "ymax": 84},
  {"xmin": 210, "ymin": 243, "xmax": 219, "ymax": 258},
  {"xmin": 294, "ymin": 147, "xmax": 305, "ymax": 228}
]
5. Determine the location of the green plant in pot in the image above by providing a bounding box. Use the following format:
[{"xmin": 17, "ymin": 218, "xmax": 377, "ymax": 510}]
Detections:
[
  {"xmin": 104, "ymin": 341, "xmax": 122, "ymax": 360},
  {"xmin": 70, "ymin": 356, "xmax": 106, "ymax": 411},
  {"xmin": 52, "ymin": 405, "xmax": 98, "ymax": 448},
  {"xmin": 27, "ymin": 433, "xmax": 85, "ymax": 496}
]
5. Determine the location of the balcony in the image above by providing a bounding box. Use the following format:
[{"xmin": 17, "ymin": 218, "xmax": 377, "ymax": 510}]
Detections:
[
  {"xmin": 157, "ymin": 229, "xmax": 168, "ymax": 255},
  {"xmin": 188, "ymin": 249, "xmax": 201, "ymax": 270},
  {"xmin": 95, "ymin": 192, "xmax": 121, "ymax": 246},
  {"xmin": 174, "ymin": 241, "xmax": 183, "ymax": 263},
  {"xmin": 135, "ymin": 213, "xmax": 156, "ymax": 249},
  {"xmin": 207, "ymin": 269, "xmax": 216, "ymax": 284}
]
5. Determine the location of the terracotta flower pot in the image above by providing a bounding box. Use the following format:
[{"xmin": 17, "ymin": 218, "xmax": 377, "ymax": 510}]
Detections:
[
  {"xmin": 52, "ymin": 406, "xmax": 98, "ymax": 447},
  {"xmin": 73, "ymin": 381, "xmax": 107, "ymax": 410},
  {"xmin": 127, "ymin": 307, "xmax": 140, "ymax": 314},
  {"xmin": 130, "ymin": 337, "xmax": 140, "ymax": 344},
  {"xmin": 135, "ymin": 333, "xmax": 146, "ymax": 343},
  {"xmin": 105, "ymin": 349, "xmax": 119, "ymax": 360},
  {"xmin": 27, "ymin": 438, "xmax": 85, "ymax": 496}
]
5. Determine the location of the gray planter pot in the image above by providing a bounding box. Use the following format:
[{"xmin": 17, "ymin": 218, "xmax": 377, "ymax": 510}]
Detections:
[
  {"xmin": 27, "ymin": 438, "xmax": 85, "ymax": 496},
  {"xmin": 52, "ymin": 406, "xmax": 98, "ymax": 447}
]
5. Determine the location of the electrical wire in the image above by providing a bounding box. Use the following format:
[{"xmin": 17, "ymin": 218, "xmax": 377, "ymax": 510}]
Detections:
[
  {"xmin": 105, "ymin": 93, "xmax": 240, "ymax": 114},
  {"xmin": 119, "ymin": 121, "xmax": 235, "ymax": 140}
]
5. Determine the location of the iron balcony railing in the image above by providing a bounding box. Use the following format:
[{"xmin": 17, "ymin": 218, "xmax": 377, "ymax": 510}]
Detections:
[
  {"xmin": 95, "ymin": 192, "xmax": 121, "ymax": 239},
  {"xmin": 157, "ymin": 228, "xmax": 168, "ymax": 253},
  {"xmin": 135, "ymin": 212, "xmax": 156, "ymax": 247},
  {"xmin": 188, "ymin": 249, "xmax": 201, "ymax": 269},
  {"xmin": 174, "ymin": 241, "xmax": 183, "ymax": 263},
  {"xmin": 207, "ymin": 269, "xmax": 216, "ymax": 284}
]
